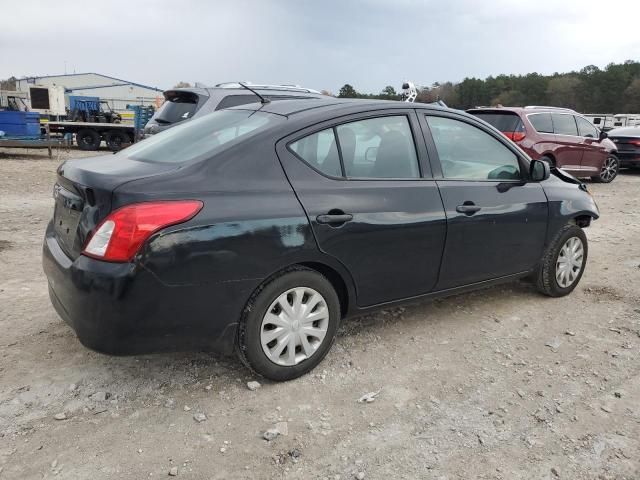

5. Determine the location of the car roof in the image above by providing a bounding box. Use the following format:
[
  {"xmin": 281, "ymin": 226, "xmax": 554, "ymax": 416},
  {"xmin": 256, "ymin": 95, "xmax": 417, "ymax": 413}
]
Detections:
[
  {"xmin": 468, "ymin": 107, "xmax": 578, "ymax": 115},
  {"xmin": 230, "ymin": 97, "xmax": 452, "ymax": 117},
  {"xmin": 608, "ymin": 126, "xmax": 640, "ymax": 136},
  {"xmin": 164, "ymin": 86, "xmax": 324, "ymax": 98}
]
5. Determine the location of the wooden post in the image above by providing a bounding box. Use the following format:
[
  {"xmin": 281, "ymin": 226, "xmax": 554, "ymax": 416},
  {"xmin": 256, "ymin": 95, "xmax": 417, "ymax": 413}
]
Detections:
[{"xmin": 46, "ymin": 123, "xmax": 52, "ymax": 159}]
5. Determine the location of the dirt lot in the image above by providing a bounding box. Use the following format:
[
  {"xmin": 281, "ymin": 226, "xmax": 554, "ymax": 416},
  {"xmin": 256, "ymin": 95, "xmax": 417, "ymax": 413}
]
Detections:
[{"xmin": 0, "ymin": 147, "xmax": 639, "ymax": 480}]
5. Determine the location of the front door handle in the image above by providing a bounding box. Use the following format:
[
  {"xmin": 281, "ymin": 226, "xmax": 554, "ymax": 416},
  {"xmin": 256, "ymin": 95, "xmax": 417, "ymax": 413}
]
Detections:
[
  {"xmin": 456, "ymin": 202, "xmax": 481, "ymax": 215},
  {"xmin": 316, "ymin": 213, "xmax": 353, "ymax": 225}
]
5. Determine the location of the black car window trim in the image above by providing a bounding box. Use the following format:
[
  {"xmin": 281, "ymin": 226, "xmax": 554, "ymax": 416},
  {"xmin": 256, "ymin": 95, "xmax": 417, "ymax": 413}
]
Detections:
[
  {"xmin": 284, "ymin": 110, "xmax": 428, "ymax": 181},
  {"xmin": 420, "ymin": 111, "xmax": 529, "ymax": 183}
]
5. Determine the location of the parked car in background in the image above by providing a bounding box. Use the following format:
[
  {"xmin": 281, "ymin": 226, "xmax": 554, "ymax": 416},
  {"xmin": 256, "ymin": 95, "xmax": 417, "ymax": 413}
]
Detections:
[
  {"xmin": 43, "ymin": 99, "xmax": 599, "ymax": 381},
  {"xmin": 144, "ymin": 82, "xmax": 325, "ymax": 135},
  {"xmin": 607, "ymin": 126, "xmax": 640, "ymax": 168},
  {"xmin": 468, "ymin": 106, "xmax": 620, "ymax": 183}
]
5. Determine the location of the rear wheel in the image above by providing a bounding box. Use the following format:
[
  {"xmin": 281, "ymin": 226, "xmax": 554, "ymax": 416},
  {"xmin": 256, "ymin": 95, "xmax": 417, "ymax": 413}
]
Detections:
[
  {"xmin": 536, "ymin": 224, "xmax": 588, "ymax": 297},
  {"xmin": 592, "ymin": 155, "xmax": 619, "ymax": 183},
  {"xmin": 237, "ymin": 267, "xmax": 340, "ymax": 381},
  {"xmin": 105, "ymin": 131, "xmax": 130, "ymax": 151},
  {"xmin": 76, "ymin": 129, "xmax": 101, "ymax": 151}
]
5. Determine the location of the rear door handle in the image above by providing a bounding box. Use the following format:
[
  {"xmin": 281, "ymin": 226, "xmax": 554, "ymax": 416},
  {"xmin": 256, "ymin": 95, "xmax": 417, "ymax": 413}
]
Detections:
[
  {"xmin": 316, "ymin": 213, "xmax": 353, "ymax": 224},
  {"xmin": 456, "ymin": 203, "xmax": 481, "ymax": 215}
]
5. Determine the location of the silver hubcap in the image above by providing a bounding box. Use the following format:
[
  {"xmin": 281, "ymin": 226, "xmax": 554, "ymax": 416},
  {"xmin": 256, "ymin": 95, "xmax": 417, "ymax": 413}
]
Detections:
[
  {"xmin": 601, "ymin": 157, "xmax": 617, "ymax": 181},
  {"xmin": 260, "ymin": 287, "xmax": 329, "ymax": 366},
  {"xmin": 555, "ymin": 237, "xmax": 584, "ymax": 288}
]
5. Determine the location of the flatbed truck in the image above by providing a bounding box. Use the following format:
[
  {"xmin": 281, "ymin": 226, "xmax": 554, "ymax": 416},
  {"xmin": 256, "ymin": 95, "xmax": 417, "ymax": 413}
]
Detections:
[{"xmin": 47, "ymin": 121, "xmax": 135, "ymax": 151}]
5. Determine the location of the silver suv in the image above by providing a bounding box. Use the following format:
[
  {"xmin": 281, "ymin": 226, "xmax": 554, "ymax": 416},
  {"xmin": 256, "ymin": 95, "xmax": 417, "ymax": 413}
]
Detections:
[{"xmin": 144, "ymin": 82, "xmax": 325, "ymax": 135}]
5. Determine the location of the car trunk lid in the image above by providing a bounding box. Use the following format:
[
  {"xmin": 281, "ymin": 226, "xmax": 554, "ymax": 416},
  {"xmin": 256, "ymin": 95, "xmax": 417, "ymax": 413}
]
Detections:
[{"xmin": 53, "ymin": 154, "xmax": 180, "ymax": 259}]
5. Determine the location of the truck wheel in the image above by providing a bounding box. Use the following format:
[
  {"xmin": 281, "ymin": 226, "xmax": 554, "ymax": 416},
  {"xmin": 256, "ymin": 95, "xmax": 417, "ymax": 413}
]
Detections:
[
  {"xmin": 76, "ymin": 129, "xmax": 101, "ymax": 151},
  {"xmin": 105, "ymin": 131, "xmax": 130, "ymax": 151}
]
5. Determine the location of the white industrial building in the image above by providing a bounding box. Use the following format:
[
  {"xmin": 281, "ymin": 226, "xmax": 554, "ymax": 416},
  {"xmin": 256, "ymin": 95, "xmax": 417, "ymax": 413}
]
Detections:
[{"xmin": 16, "ymin": 73, "xmax": 164, "ymax": 113}]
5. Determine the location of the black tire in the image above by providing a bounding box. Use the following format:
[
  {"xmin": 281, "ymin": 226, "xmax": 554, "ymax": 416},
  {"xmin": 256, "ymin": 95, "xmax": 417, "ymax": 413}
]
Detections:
[
  {"xmin": 105, "ymin": 131, "xmax": 130, "ymax": 151},
  {"xmin": 536, "ymin": 224, "xmax": 588, "ymax": 297},
  {"xmin": 591, "ymin": 154, "xmax": 619, "ymax": 183},
  {"xmin": 237, "ymin": 267, "xmax": 341, "ymax": 381},
  {"xmin": 76, "ymin": 129, "xmax": 101, "ymax": 151}
]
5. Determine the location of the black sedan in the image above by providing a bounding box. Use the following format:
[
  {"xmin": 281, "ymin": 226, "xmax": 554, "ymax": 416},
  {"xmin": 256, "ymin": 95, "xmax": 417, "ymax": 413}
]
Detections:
[
  {"xmin": 607, "ymin": 127, "xmax": 640, "ymax": 168},
  {"xmin": 43, "ymin": 99, "xmax": 599, "ymax": 381}
]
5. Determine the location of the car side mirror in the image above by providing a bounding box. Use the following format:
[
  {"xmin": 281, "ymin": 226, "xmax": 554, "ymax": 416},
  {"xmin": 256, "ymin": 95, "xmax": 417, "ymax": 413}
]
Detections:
[
  {"xmin": 530, "ymin": 159, "xmax": 550, "ymax": 182},
  {"xmin": 599, "ymin": 130, "xmax": 608, "ymax": 141}
]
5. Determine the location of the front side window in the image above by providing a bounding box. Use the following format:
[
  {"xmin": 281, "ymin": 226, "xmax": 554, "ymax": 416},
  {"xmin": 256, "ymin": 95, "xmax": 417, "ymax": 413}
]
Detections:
[
  {"xmin": 552, "ymin": 113, "xmax": 578, "ymax": 136},
  {"xmin": 289, "ymin": 128, "xmax": 341, "ymax": 177},
  {"xmin": 528, "ymin": 113, "xmax": 553, "ymax": 133},
  {"xmin": 336, "ymin": 116, "xmax": 419, "ymax": 178},
  {"xmin": 426, "ymin": 116, "xmax": 521, "ymax": 181},
  {"xmin": 576, "ymin": 116, "xmax": 599, "ymax": 138}
]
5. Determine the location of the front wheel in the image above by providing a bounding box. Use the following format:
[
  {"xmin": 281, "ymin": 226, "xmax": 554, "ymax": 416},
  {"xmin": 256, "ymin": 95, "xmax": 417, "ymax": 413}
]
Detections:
[
  {"xmin": 592, "ymin": 155, "xmax": 619, "ymax": 183},
  {"xmin": 237, "ymin": 267, "xmax": 341, "ymax": 381},
  {"xmin": 536, "ymin": 224, "xmax": 588, "ymax": 297}
]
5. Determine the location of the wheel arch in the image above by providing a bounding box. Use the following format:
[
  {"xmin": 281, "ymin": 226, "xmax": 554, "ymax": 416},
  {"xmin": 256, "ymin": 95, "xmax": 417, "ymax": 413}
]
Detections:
[{"xmin": 299, "ymin": 261, "xmax": 350, "ymax": 317}]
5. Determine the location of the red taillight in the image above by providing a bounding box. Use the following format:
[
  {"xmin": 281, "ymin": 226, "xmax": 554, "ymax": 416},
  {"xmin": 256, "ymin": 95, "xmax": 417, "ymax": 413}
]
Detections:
[
  {"xmin": 502, "ymin": 131, "xmax": 526, "ymax": 142},
  {"xmin": 629, "ymin": 139, "xmax": 640, "ymax": 147},
  {"xmin": 82, "ymin": 200, "xmax": 203, "ymax": 262}
]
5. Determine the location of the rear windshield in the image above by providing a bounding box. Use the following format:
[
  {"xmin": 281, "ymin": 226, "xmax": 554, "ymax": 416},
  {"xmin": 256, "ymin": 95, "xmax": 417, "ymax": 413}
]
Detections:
[
  {"xmin": 472, "ymin": 112, "xmax": 524, "ymax": 133},
  {"xmin": 153, "ymin": 93, "xmax": 198, "ymax": 124},
  {"xmin": 119, "ymin": 110, "xmax": 281, "ymax": 163}
]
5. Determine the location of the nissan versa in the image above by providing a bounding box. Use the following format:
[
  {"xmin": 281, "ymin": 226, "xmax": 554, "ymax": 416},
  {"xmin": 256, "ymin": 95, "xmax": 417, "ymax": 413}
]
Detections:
[{"xmin": 43, "ymin": 99, "xmax": 599, "ymax": 381}]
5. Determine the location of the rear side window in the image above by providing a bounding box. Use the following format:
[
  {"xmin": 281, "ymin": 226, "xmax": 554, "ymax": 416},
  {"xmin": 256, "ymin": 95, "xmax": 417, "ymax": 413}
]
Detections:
[
  {"xmin": 576, "ymin": 116, "xmax": 598, "ymax": 138},
  {"xmin": 215, "ymin": 94, "xmax": 260, "ymax": 110},
  {"xmin": 119, "ymin": 110, "xmax": 281, "ymax": 163},
  {"xmin": 289, "ymin": 115, "xmax": 420, "ymax": 179},
  {"xmin": 426, "ymin": 116, "xmax": 521, "ymax": 181},
  {"xmin": 337, "ymin": 116, "xmax": 419, "ymax": 178},
  {"xmin": 552, "ymin": 114, "xmax": 578, "ymax": 136},
  {"xmin": 289, "ymin": 128, "xmax": 342, "ymax": 177},
  {"xmin": 528, "ymin": 113, "xmax": 553, "ymax": 133}
]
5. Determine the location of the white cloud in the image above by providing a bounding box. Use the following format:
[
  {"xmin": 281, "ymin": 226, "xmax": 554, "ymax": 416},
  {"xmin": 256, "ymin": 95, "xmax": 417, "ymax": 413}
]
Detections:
[{"xmin": 1, "ymin": 0, "xmax": 638, "ymax": 93}]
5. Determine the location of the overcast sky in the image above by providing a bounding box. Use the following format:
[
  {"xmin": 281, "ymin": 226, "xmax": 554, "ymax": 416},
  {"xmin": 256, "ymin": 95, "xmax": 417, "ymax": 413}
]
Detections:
[{"xmin": 2, "ymin": 0, "xmax": 639, "ymax": 94}]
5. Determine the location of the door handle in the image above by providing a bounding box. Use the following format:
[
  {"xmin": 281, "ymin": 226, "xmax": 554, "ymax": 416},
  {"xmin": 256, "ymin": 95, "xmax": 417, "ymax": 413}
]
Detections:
[
  {"xmin": 456, "ymin": 203, "xmax": 481, "ymax": 215},
  {"xmin": 316, "ymin": 213, "xmax": 353, "ymax": 224}
]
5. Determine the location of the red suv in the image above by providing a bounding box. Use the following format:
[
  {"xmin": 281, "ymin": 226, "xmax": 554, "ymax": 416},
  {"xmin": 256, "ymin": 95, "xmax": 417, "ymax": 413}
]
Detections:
[{"xmin": 468, "ymin": 107, "xmax": 619, "ymax": 183}]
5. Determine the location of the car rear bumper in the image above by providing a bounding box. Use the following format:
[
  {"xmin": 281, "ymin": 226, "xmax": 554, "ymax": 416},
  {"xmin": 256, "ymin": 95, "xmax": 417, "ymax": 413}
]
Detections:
[
  {"xmin": 617, "ymin": 152, "xmax": 640, "ymax": 166},
  {"xmin": 42, "ymin": 222, "xmax": 248, "ymax": 356}
]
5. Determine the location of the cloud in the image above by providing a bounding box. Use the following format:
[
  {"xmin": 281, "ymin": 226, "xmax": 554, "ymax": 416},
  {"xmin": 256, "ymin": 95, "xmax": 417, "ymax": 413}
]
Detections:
[{"xmin": 1, "ymin": 0, "xmax": 638, "ymax": 93}]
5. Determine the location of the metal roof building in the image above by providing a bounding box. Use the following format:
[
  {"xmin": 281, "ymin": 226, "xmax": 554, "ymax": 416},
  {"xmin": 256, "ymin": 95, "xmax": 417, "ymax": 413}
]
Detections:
[{"xmin": 16, "ymin": 73, "xmax": 164, "ymax": 112}]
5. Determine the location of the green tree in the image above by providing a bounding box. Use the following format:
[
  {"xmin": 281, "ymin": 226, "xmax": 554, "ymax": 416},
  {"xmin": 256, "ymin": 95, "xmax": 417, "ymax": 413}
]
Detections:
[
  {"xmin": 546, "ymin": 76, "xmax": 582, "ymax": 110},
  {"xmin": 0, "ymin": 76, "xmax": 17, "ymax": 90},
  {"xmin": 623, "ymin": 77, "xmax": 640, "ymax": 112},
  {"xmin": 380, "ymin": 85, "xmax": 397, "ymax": 98},
  {"xmin": 338, "ymin": 84, "xmax": 358, "ymax": 98}
]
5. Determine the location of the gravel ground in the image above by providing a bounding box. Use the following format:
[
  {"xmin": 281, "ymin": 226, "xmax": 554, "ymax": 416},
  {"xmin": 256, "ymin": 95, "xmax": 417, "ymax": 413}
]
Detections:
[{"xmin": 1, "ymin": 148, "xmax": 639, "ymax": 480}]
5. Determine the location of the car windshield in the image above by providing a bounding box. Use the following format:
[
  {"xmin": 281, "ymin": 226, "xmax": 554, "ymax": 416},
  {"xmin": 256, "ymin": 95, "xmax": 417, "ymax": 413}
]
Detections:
[{"xmin": 120, "ymin": 110, "xmax": 281, "ymax": 163}]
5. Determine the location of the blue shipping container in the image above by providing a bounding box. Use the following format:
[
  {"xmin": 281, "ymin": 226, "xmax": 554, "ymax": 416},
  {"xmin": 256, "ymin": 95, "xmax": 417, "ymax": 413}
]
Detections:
[{"xmin": 0, "ymin": 111, "xmax": 41, "ymax": 137}]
